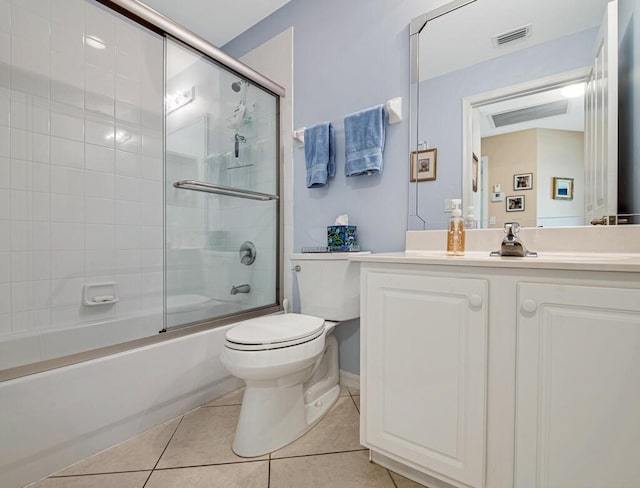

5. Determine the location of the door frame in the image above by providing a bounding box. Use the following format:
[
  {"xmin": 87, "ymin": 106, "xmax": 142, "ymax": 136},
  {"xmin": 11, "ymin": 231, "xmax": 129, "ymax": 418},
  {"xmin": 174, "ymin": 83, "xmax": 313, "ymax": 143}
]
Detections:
[{"xmin": 461, "ymin": 67, "xmax": 591, "ymax": 224}]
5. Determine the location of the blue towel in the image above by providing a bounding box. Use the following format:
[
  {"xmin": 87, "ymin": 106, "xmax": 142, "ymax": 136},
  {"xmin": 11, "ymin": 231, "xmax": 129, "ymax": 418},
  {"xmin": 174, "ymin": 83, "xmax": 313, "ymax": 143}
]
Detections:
[
  {"xmin": 304, "ymin": 122, "xmax": 335, "ymax": 188},
  {"xmin": 344, "ymin": 104, "xmax": 386, "ymax": 176}
]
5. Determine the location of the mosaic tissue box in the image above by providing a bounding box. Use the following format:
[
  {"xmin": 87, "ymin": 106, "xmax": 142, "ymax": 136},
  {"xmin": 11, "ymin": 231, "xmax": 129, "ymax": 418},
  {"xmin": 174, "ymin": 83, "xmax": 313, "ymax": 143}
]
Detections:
[{"xmin": 327, "ymin": 225, "xmax": 359, "ymax": 252}]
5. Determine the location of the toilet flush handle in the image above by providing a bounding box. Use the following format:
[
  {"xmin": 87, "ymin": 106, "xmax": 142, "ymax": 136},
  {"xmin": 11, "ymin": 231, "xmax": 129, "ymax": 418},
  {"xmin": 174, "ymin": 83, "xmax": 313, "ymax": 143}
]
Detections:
[{"xmin": 291, "ymin": 265, "xmax": 301, "ymax": 272}]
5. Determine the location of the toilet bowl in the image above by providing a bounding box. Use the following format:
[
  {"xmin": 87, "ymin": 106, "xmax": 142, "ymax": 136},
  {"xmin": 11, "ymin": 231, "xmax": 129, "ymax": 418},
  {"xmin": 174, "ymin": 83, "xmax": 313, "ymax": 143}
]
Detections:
[{"xmin": 220, "ymin": 252, "xmax": 367, "ymax": 457}]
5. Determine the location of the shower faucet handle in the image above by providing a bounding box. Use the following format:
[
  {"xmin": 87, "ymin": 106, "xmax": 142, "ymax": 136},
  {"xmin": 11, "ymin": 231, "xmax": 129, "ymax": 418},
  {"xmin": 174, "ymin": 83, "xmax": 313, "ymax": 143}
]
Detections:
[{"xmin": 239, "ymin": 241, "xmax": 256, "ymax": 265}]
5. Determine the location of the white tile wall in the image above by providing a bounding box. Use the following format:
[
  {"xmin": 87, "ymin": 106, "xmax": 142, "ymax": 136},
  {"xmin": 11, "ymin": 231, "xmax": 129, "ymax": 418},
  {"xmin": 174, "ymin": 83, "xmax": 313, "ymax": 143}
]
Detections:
[{"xmin": 0, "ymin": 0, "xmax": 164, "ymax": 359}]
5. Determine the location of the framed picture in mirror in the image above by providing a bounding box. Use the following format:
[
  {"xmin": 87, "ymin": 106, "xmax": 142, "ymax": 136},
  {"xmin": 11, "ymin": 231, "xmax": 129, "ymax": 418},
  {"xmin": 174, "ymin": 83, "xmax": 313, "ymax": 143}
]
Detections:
[
  {"xmin": 552, "ymin": 177, "xmax": 574, "ymax": 200},
  {"xmin": 410, "ymin": 148, "xmax": 437, "ymax": 182},
  {"xmin": 514, "ymin": 173, "xmax": 533, "ymax": 191},
  {"xmin": 506, "ymin": 195, "xmax": 525, "ymax": 212}
]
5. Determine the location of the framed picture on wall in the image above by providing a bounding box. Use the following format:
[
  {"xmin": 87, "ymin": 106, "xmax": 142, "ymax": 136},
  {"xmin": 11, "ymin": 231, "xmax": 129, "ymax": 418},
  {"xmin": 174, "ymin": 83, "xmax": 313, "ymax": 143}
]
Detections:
[
  {"xmin": 514, "ymin": 173, "xmax": 533, "ymax": 190},
  {"xmin": 506, "ymin": 195, "xmax": 525, "ymax": 212},
  {"xmin": 552, "ymin": 177, "xmax": 574, "ymax": 200},
  {"xmin": 472, "ymin": 153, "xmax": 479, "ymax": 193},
  {"xmin": 410, "ymin": 148, "xmax": 437, "ymax": 182}
]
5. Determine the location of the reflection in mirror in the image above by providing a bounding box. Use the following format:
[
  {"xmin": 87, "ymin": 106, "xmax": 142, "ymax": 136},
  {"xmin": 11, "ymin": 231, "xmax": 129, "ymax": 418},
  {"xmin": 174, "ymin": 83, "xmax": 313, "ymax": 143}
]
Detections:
[
  {"xmin": 465, "ymin": 71, "xmax": 589, "ymax": 228},
  {"xmin": 409, "ymin": 0, "xmax": 639, "ymax": 230}
]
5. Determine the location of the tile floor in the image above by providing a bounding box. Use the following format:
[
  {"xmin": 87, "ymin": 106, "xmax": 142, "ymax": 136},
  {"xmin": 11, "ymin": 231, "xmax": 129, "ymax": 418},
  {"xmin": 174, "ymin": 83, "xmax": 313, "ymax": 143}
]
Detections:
[{"xmin": 33, "ymin": 386, "xmax": 427, "ymax": 488}]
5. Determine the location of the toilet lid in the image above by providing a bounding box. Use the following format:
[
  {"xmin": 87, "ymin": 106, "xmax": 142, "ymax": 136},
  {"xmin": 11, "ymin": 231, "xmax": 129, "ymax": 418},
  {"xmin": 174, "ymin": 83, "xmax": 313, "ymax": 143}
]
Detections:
[{"xmin": 226, "ymin": 314, "xmax": 325, "ymax": 346}]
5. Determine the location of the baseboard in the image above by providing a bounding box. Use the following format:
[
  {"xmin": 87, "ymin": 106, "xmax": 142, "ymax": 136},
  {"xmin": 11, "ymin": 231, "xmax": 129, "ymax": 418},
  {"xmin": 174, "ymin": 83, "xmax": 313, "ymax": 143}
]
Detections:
[
  {"xmin": 339, "ymin": 370, "xmax": 360, "ymax": 391},
  {"xmin": 371, "ymin": 451, "xmax": 457, "ymax": 488}
]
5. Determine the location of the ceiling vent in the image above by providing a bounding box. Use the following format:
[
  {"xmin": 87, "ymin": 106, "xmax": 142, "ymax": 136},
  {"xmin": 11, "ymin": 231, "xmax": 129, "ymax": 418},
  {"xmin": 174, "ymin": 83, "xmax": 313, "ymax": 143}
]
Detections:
[
  {"xmin": 492, "ymin": 24, "xmax": 532, "ymax": 47},
  {"xmin": 491, "ymin": 100, "xmax": 569, "ymax": 128}
]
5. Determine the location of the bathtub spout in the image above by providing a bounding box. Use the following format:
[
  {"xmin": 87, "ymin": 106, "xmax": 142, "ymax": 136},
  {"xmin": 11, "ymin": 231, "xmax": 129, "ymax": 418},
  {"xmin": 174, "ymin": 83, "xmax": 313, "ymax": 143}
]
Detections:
[{"xmin": 230, "ymin": 284, "xmax": 251, "ymax": 295}]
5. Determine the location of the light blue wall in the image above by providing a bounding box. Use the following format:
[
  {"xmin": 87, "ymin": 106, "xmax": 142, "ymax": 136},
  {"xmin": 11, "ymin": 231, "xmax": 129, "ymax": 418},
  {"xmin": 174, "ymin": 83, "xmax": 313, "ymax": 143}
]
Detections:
[
  {"xmin": 224, "ymin": 0, "xmax": 445, "ymax": 374},
  {"xmin": 413, "ymin": 28, "xmax": 599, "ymax": 229},
  {"xmin": 224, "ymin": 0, "xmax": 447, "ymax": 254}
]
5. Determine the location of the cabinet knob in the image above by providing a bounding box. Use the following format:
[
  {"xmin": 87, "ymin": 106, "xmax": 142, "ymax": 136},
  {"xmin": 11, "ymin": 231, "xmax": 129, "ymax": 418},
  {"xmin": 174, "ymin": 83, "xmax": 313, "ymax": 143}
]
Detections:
[
  {"xmin": 469, "ymin": 294, "xmax": 483, "ymax": 308},
  {"xmin": 521, "ymin": 299, "xmax": 537, "ymax": 314}
]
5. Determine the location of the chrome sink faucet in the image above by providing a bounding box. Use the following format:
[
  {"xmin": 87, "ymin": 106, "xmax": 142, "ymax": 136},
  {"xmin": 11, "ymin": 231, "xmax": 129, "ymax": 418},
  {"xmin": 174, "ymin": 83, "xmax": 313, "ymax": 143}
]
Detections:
[{"xmin": 490, "ymin": 222, "xmax": 537, "ymax": 257}]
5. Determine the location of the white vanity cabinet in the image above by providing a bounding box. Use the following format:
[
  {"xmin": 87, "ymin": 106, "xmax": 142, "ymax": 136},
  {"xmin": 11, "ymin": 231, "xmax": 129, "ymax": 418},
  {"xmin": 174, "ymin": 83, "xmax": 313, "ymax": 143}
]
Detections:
[
  {"xmin": 360, "ymin": 269, "xmax": 488, "ymax": 488},
  {"xmin": 515, "ymin": 282, "xmax": 640, "ymax": 488},
  {"xmin": 357, "ymin": 255, "xmax": 640, "ymax": 488}
]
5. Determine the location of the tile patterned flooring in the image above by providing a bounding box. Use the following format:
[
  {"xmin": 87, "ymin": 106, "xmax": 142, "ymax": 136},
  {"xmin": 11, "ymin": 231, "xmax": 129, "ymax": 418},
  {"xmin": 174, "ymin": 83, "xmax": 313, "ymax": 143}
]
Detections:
[{"xmin": 33, "ymin": 386, "xmax": 426, "ymax": 488}]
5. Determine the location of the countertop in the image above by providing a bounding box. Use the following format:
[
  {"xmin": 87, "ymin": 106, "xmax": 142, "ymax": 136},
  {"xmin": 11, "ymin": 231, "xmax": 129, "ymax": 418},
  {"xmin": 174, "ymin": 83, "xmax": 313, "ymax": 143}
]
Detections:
[{"xmin": 348, "ymin": 250, "xmax": 640, "ymax": 272}]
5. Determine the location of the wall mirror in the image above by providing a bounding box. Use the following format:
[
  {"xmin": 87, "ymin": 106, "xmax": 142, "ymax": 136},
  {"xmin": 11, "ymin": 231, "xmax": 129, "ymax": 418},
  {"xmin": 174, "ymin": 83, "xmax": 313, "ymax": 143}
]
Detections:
[{"xmin": 409, "ymin": 0, "xmax": 639, "ymax": 230}]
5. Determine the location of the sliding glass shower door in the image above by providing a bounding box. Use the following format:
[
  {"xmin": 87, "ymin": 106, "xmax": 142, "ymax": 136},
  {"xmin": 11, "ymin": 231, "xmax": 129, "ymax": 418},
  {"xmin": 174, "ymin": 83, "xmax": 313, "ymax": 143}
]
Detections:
[{"xmin": 165, "ymin": 39, "xmax": 279, "ymax": 328}]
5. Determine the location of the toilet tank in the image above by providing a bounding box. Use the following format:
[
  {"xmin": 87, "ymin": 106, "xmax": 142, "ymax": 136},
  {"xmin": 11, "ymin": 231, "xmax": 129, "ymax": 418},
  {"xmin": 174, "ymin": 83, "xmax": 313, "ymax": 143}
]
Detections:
[{"xmin": 290, "ymin": 252, "xmax": 369, "ymax": 321}]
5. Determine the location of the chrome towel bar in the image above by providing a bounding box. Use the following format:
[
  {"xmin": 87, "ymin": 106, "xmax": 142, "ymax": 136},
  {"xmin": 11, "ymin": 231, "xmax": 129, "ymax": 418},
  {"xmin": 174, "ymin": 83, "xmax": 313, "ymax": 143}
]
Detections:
[{"xmin": 173, "ymin": 180, "xmax": 279, "ymax": 201}]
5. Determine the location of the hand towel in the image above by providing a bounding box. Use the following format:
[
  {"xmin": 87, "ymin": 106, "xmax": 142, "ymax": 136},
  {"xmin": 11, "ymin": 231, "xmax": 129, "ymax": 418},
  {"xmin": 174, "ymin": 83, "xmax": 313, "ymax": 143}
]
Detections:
[
  {"xmin": 304, "ymin": 122, "xmax": 335, "ymax": 188},
  {"xmin": 344, "ymin": 104, "xmax": 386, "ymax": 176}
]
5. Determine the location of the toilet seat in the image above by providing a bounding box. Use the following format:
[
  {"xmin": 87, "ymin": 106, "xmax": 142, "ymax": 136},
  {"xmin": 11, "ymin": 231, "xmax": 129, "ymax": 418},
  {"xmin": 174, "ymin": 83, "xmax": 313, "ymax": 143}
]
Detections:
[{"xmin": 225, "ymin": 314, "xmax": 325, "ymax": 351}]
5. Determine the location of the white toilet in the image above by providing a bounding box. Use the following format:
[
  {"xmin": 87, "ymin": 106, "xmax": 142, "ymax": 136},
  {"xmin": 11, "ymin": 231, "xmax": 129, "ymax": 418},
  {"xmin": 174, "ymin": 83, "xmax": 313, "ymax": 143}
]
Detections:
[{"xmin": 220, "ymin": 252, "xmax": 365, "ymax": 457}]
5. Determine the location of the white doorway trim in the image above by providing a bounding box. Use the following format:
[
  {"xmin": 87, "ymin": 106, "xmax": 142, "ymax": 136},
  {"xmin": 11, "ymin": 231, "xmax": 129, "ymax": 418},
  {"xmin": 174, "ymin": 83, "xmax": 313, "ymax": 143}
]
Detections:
[{"xmin": 461, "ymin": 67, "xmax": 591, "ymax": 217}]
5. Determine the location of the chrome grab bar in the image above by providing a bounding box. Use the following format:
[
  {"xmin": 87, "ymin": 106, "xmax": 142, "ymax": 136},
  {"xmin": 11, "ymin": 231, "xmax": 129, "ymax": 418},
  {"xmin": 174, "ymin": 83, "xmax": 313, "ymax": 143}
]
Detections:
[{"xmin": 173, "ymin": 180, "xmax": 279, "ymax": 201}]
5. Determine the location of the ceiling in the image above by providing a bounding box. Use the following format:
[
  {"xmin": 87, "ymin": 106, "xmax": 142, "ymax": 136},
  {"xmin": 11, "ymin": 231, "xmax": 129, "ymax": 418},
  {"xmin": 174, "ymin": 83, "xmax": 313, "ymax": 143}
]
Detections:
[
  {"xmin": 141, "ymin": 0, "xmax": 292, "ymax": 47},
  {"xmin": 477, "ymin": 86, "xmax": 585, "ymax": 138},
  {"xmin": 419, "ymin": 0, "xmax": 610, "ymax": 81}
]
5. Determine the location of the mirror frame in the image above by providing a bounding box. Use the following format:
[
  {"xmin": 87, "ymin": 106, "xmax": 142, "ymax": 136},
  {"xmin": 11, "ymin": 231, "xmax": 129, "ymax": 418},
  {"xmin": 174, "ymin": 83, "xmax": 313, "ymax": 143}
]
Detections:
[
  {"xmin": 408, "ymin": 0, "xmax": 477, "ymax": 229},
  {"xmin": 408, "ymin": 0, "xmax": 640, "ymax": 229}
]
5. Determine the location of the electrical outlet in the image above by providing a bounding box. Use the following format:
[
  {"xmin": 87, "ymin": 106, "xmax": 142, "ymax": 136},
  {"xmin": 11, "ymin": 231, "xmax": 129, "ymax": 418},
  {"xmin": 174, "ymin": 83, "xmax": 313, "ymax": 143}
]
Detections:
[
  {"xmin": 444, "ymin": 199, "xmax": 453, "ymax": 212},
  {"xmin": 489, "ymin": 216, "xmax": 496, "ymax": 225}
]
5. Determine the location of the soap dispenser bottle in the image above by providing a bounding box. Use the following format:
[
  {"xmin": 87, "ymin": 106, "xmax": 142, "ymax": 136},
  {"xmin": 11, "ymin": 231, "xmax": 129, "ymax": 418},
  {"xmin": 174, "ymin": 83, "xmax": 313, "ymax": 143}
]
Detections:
[{"xmin": 447, "ymin": 199, "xmax": 465, "ymax": 256}]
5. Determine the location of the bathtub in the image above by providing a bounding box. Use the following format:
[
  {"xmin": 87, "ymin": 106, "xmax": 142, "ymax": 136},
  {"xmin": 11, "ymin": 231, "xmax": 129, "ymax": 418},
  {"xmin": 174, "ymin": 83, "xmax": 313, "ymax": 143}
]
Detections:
[
  {"xmin": 0, "ymin": 313, "xmax": 163, "ymax": 371},
  {"xmin": 166, "ymin": 294, "xmax": 242, "ymax": 327},
  {"xmin": 0, "ymin": 321, "xmax": 243, "ymax": 488}
]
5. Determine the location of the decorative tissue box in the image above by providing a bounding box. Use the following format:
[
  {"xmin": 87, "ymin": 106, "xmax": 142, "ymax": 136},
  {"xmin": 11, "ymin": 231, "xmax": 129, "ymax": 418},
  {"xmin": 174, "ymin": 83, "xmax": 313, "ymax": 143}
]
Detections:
[{"xmin": 327, "ymin": 225, "xmax": 359, "ymax": 251}]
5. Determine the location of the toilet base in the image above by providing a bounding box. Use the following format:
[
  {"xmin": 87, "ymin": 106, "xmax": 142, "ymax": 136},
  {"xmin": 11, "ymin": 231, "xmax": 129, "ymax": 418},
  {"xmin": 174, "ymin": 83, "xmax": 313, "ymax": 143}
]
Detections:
[
  {"xmin": 232, "ymin": 383, "xmax": 340, "ymax": 458},
  {"xmin": 231, "ymin": 334, "xmax": 340, "ymax": 457}
]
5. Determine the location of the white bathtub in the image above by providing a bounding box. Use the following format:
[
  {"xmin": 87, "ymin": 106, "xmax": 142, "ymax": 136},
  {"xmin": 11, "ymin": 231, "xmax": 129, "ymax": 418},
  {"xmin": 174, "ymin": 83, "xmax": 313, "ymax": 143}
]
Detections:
[
  {"xmin": 0, "ymin": 322, "xmax": 242, "ymax": 488},
  {"xmin": 0, "ymin": 313, "xmax": 162, "ymax": 371},
  {"xmin": 166, "ymin": 294, "xmax": 242, "ymax": 327}
]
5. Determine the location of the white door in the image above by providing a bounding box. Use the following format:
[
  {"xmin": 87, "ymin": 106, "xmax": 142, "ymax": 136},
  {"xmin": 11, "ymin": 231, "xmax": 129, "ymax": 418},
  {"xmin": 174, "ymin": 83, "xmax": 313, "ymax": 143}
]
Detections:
[
  {"xmin": 515, "ymin": 282, "xmax": 640, "ymax": 487},
  {"xmin": 361, "ymin": 270, "xmax": 488, "ymax": 488},
  {"xmin": 585, "ymin": 0, "xmax": 618, "ymax": 224}
]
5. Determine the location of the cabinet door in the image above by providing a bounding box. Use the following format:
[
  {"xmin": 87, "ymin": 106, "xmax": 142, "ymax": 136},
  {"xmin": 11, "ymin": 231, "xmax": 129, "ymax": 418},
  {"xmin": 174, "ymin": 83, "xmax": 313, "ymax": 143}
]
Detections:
[
  {"xmin": 362, "ymin": 271, "xmax": 487, "ymax": 488},
  {"xmin": 516, "ymin": 283, "xmax": 640, "ymax": 488}
]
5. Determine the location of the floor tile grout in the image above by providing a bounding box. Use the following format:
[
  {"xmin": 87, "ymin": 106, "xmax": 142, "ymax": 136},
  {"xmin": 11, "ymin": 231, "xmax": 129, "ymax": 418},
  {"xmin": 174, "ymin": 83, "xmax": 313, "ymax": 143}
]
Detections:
[
  {"xmin": 267, "ymin": 455, "xmax": 271, "ymax": 488},
  {"xmin": 50, "ymin": 469, "xmax": 151, "ymax": 478},
  {"xmin": 387, "ymin": 469, "xmax": 399, "ymax": 488},
  {"xmin": 350, "ymin": 393, "xmax": 360, "ymax": 413},
  {"xmin": 142, "ymin": 414, "xmax": 185, "ymax": 487},
  {"xmin": 201, "ymin": 403, "xmax": 243, "ymax": 408},
  {"xmin": 270, "ymin": 447, "xmax": 369, "ymax": 462},
  {"xmin": 150, "ymin": 458, "xmax": 268, "ymax": 471}
]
